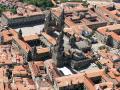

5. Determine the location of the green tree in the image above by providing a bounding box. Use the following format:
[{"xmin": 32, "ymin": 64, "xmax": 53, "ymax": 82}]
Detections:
[
  {"xmin": 22, "ymin": 0, "xmax": 53, "ymax": 8},
  {"xmin": 0, "ymin": 4, "xmax": 17, "ymax": 15}
]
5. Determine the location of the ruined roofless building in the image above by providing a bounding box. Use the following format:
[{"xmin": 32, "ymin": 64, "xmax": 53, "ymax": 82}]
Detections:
[{"xmin": 51, "ymin": 9, "xmax": 65, "ymax": 67}]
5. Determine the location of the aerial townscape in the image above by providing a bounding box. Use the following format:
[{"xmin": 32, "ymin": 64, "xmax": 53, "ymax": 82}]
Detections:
[{"xmin": 0, "ymin": 0, "xmax": 120, "ymax": 90}]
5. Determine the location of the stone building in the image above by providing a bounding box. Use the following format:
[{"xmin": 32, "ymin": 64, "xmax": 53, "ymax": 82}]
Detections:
[
  {"xmin": 95, "ymin": 24, "xmax": 120, "ymax": 49},
  {"xmin": 92, "ymin": 5, "xmax": 114, "ymax": 25},
  {"xmin": 94, "ymin": 4, "xmax": 120, "ymax": 24},
  {"xmin": 1, "ymin": 29, "xmax": 18, "ymax": 44},
  {"xmin": 50, "ymin": 9, "xmax": 65, "ymax": 67},
  {"xmin": 12, "ymin": 38, "xmax": 32, "ymax": 63},
  {"xmin": 12, "ymin": 33, "xmax": 51, "ymax": 62},
  {"xmin": 52, "ymin": 31, "xmax": 65, "ymax": 67},
  {"xmin": 52, "ymin": 68, "xmax": 115, "ymax": 90},
  {"xmin": 1, "ymin": 5, "xmax": 45, "ymax": 27},
  {"xmin": 51, "ymin": 2, "xmax": 107, "ymax": 30},
  {"xmin": 44, "ymin": 9, "xmax": 65, "ymax": 34},
  {"xmin": 43, "ymin": 7, "xmax": 94, "ymax": 70}
]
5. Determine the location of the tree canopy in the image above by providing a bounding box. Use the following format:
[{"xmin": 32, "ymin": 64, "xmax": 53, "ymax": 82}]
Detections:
[
  {"xmin": 21, "ymin": 0, "xmax": 53, "ymax": 8},
  {"xmin": 0, "ymin": 4, "xmax": 17, "ymax": 15}
]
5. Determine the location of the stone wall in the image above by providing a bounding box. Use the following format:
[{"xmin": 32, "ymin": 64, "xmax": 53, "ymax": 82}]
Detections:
[
  {"xmin": 12, "ymin": 39, "xmax": 28, "ymax": 62},
  {"xmin": 1, "ymin": 14, "xmax": 45, "ymax": 27},
  {"xmin": 112, "ymin": 39, "xmax": 120, "ymax": 48},
  {"xmin": 95, "ymin": 31, "xmax": 107, "ymax": 43}
]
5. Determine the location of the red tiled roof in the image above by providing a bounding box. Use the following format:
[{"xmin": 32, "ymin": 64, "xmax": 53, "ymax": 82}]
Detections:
[
  {"xmin": 2, "ymin": 29, "xmax": 18, "ymax": 43},
  {"xmin": 23, "ymin": 34, "xmax": 39, "ymax": 41},
  {"xmin": 98, "ymin": 24, "xmax": 120, "ymax": 41},
  {"xmin": 41, "ymin": 32, "xmax": 56, "ymax": 45},
  {"xmin": 13, "ymin": 38, "xmax": 32, "ymax": 53}
]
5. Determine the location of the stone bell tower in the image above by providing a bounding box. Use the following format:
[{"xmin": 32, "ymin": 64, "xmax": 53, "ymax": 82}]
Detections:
[
  {"xmin": 52, "ymin": 9, "xmax": 65, "ymax": 67},
  {"xmin": 52, "ymin": 31, "xmax": 65, "ymax": 67},
  {"xmin": 44, "ymin": 11, "xmax": 52, "ymax": 33}
]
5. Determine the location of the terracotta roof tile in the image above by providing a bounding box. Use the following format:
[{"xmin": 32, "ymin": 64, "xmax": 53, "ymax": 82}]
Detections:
[
  {"xmin": 37, "ymin": 47, "xmax": 49, "ymax": 54},
  {"xmin": 41, "ymin": 32, "xmax": 56, "ymax": 45},
  {"xmin": 2, "ymin": 29, "xmax": 18, "ymax": 43},
  {"xmin": 98, "ymin": 24, "xmax": 120, "ymax": 41},
  {"xmin": 23, "ymin": 34, "xmax": 39, "ymax": 41},
  {"xmin": 13, "ymin": 38, "xmax": 32, "ymax": 53}
]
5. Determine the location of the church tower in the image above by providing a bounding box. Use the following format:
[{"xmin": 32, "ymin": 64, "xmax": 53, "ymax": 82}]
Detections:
[
  {"xmin": 52, "ymin": 31, "xmax": 64, "ymax": 67},
  {"xmin": 52, "ymin": 9, "xmax": 65, "ymax": 67},
  {"xmin": 18, "ymin": 29, "xmax": 23, "ymax": 40},
  {"xmin": 59, "ymin": 9, "xmax": 65, "ymax": 32},
  {"xmin": 44, "ymin": 11, "xmax": 52, "ymax": 33}
]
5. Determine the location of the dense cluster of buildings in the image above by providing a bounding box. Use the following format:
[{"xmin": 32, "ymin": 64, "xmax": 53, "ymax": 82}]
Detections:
[{"xmin": 0, "ymin": 0, "xmax": 120, "ymax": 90}]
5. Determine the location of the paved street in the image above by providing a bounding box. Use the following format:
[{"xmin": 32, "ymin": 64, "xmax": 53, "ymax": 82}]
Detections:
[{"xmin": 15, "ymin": 24, "xmax": 44, "ymax": 36}]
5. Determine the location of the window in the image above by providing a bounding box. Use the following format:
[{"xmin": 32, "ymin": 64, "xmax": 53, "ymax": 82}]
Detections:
[
  {"xmin": 8, "ymin": 33, "xmax": 13, "ymax": 36},
  {"xmin": 89, "ymin": 18, "xmax": 98, "ymax": 22}
]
